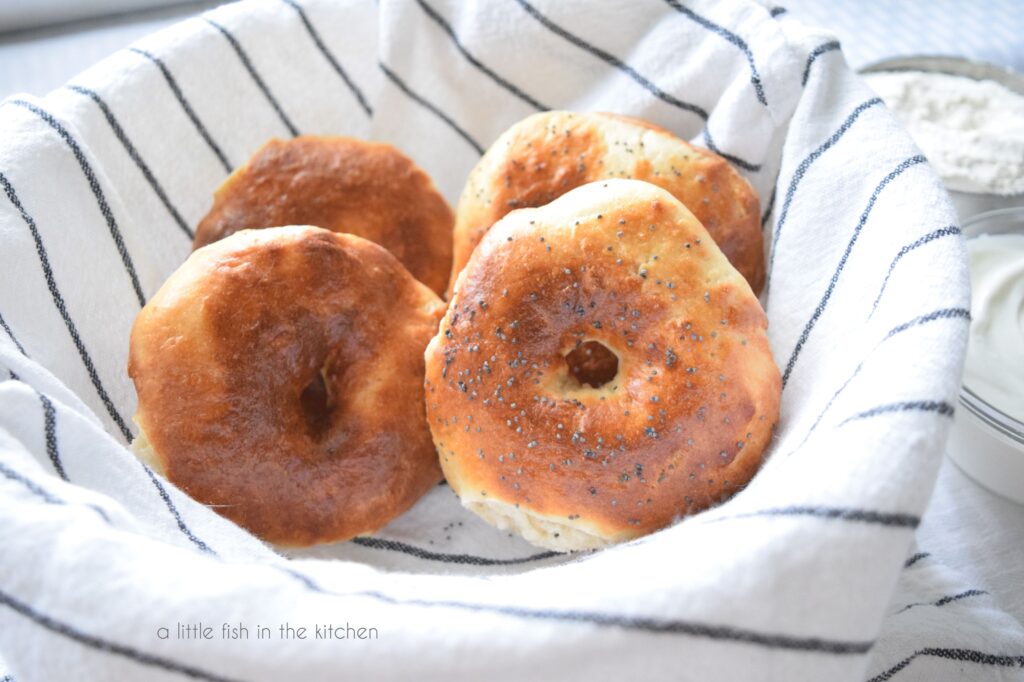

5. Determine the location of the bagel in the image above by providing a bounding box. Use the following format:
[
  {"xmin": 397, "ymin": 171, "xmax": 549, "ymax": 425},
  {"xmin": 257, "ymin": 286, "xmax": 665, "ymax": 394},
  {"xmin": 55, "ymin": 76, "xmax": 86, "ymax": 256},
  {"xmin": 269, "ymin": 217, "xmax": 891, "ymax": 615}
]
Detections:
[
  {"xmin": 129, "ymin": 226, "xmax": 445, "ymax": 546},
  {"xmin": 193, "ymin": 136, "xmax": 454, "ymax": 296},
  {"xmin": 426, "ymin": 179, "xmax": 780, "ymax": 551},
  {"xmin": 449, "ymin": 111, "xmax": 763, "ymax": 296}
]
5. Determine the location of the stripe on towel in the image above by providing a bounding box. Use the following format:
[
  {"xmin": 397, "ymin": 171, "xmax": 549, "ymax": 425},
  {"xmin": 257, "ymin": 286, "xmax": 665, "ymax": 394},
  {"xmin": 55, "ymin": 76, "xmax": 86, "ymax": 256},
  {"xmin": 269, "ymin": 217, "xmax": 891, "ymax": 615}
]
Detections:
[{"xmin": 0, "ymin": 172, "xmax": 134, "ymax": 442}]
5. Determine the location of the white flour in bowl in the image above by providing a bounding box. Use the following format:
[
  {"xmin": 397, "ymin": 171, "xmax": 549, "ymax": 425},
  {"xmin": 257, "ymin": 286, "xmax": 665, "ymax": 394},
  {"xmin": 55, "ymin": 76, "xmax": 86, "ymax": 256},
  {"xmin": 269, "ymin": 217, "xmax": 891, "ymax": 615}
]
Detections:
[{"xmin": 865, "ymin": 71, "xmax": 1024, "ymax": 195}]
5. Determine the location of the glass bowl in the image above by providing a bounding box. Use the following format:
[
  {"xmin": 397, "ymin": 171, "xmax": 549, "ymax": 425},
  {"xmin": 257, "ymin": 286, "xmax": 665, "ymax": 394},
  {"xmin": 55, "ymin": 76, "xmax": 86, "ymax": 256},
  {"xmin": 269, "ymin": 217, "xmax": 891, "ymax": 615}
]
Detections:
[{"xmin": 947, "ymin": 207, "xmax": 1024, "ymax": 503}]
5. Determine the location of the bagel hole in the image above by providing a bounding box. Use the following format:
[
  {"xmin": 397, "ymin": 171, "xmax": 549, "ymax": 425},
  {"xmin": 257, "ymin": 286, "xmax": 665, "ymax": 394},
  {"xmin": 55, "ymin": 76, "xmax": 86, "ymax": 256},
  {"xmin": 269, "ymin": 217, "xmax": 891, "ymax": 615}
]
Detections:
[
  {"xmin": 565, "ymin": 341, "xmax": 619, "ymax": 389},
  {"xmin": 300, "ymin": 369, "xmax": 333, "ymax": 435}
]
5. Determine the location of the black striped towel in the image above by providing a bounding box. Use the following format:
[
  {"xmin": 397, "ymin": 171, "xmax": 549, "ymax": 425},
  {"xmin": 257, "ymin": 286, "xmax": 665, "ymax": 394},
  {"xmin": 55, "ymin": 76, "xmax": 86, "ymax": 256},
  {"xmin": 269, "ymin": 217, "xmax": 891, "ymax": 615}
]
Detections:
[{"xmin": 0, "ymin": 1, "xmax": 1019, "ymax": 680}]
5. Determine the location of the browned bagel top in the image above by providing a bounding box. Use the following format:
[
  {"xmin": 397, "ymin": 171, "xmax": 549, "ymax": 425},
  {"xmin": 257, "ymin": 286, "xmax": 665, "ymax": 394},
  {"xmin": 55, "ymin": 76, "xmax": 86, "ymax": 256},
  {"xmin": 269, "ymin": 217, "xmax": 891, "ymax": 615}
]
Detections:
[
  {"xmin": 194, "ymin": 136, "xmax": 454, "ymax": 296},
  {"xmin": 130, "ymin": 226, "xmax": 445, "ymax": 545},
  {"xmin": 450, "ymin": 111, "xmax": 763, "ymax": 298},
  {"xmin": 428, "ymin": 180, "xmax": 779, "ymax": 548}
]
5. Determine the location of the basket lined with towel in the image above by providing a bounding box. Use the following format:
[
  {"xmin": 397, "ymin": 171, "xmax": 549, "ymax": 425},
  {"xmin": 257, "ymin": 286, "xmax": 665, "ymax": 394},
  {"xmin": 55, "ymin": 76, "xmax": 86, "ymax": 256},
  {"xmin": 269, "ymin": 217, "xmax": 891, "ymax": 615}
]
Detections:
[{"xmin": 1, "ymin": 1, "xmax": 1019, "ymax": 680}]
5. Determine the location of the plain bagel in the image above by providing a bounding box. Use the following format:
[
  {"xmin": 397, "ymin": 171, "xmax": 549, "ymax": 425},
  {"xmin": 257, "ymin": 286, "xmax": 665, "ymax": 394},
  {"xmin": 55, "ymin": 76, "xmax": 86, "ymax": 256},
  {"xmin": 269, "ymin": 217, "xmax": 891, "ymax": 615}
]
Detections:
[
  {"xmin": 130, "ymin": 226, "xmax": 445, "ymax": 546},
  {"xmin": 193, "ymin": 136, "xmax": 455, "ymax": 297}
]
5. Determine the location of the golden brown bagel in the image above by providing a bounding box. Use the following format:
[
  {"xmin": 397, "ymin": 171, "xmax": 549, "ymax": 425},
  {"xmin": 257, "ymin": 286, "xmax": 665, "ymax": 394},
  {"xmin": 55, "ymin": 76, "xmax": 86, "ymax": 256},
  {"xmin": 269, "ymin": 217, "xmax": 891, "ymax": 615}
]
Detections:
[
  {"xmin": 194, "ymin": 136, "xmax": 454, "ymax": 296},
  {"xmin": 426, "ymin": 180, "xmax": 780, "ymax": 551},
  {"xmin": 130, "ymin": 226, "xmax": 445, "ymax": 546},
  {"xmin": 449, "ymin": 111, "xmax": 763, "ymax": 297}
]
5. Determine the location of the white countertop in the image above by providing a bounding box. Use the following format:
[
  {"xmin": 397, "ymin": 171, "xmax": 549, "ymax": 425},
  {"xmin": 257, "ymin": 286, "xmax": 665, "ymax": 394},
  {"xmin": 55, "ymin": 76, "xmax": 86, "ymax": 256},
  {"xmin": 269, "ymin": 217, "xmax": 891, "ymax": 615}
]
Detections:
[{"xmin": 0, "ymin": 1, "xmax": 217, "ymax": 99}]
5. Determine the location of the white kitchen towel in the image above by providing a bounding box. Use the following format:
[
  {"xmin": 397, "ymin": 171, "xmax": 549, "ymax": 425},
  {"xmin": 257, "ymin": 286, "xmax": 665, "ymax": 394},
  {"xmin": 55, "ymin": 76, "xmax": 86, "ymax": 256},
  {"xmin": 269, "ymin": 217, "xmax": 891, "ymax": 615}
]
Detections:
[{"xmin": 0, "ymin": 0, "xmax": 1018, "ymax": 680}]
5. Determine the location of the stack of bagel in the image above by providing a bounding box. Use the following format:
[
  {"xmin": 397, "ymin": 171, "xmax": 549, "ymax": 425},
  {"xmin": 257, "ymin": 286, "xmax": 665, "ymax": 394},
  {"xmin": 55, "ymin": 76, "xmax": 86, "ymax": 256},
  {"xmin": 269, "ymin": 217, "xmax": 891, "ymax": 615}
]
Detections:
[{"xmin": 128, "ymin": 111, "xmax": 780, "ymax": 551}]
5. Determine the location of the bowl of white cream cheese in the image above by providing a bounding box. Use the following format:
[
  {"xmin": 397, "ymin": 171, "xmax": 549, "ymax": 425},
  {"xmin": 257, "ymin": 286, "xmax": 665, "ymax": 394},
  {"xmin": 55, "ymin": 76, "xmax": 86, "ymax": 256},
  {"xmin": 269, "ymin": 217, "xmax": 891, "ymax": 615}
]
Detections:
[{"xmin": 948, "ymin": 207, "xmax": 1024, "ymax": 503}]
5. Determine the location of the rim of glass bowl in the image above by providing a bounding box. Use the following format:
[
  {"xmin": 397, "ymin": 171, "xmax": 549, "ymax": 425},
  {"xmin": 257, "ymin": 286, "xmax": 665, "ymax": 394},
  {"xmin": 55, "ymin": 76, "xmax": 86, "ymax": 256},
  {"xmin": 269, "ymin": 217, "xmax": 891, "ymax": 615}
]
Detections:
[
  {"xmin": 959, "ymin": 206, "xmax": 1024, "ymax": 446},
  {"xmin": 859, "ymin": 55, "xmax": 1024, "ymax": 98}
]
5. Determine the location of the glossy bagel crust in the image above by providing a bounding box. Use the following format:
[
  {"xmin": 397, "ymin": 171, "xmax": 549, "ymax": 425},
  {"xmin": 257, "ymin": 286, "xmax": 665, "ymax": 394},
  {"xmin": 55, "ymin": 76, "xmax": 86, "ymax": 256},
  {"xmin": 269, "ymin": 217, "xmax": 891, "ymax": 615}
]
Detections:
[
  {"xmin": 426, "ymin": 180, "xmax": 780, "ymax": 551},
  {"xmin": 449, "ymin": 111, "xmax": 763, "ymax": 297},
  {"xmin": 130, "ymin": 226, "xmax": 445, "ymax": 546},
  {"xmin": 193, "ymin": 136, "xmax": 455, "ymax": 296}
]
